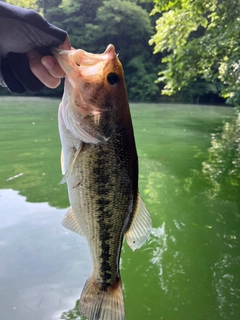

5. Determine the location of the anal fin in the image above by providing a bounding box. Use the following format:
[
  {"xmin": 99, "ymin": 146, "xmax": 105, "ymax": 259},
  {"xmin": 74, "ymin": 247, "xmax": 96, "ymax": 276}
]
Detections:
[
  {"xmin": 125, "ymin": 193, "xmax": 152, "ymax": 251},
  {"xmin": 62, "ymin": 207, "xmax": 85, "ymax": 237}
]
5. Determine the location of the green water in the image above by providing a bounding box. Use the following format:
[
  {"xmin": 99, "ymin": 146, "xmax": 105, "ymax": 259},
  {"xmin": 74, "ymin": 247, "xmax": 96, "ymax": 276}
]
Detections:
[{"xmin": 0, "ymin": 97, "xmax": 240, "ymax": 320}]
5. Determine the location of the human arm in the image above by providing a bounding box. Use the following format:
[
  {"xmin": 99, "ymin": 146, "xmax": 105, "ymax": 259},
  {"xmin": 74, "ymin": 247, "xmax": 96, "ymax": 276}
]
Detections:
[{"xmin": 0, "ymin": 2, "xmax": 70, "ymax": 93}]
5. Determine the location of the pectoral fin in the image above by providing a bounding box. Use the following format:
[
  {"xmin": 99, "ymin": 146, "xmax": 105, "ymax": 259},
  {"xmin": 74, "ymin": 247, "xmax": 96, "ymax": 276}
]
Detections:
[
  {"xmin": 62, "ymin": 207, "xmax": 86, "ymax": 237},
  {"xmin": 60, "ymin": 145, "xmax": 83, "ymax": 184},
  {"xmin": 125, "ymin": 194, "xmax": 152, "ymax": 251}
]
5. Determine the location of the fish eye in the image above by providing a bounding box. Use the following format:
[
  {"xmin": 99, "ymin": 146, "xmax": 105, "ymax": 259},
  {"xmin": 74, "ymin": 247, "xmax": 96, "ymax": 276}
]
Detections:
[{"xmin": 107, "ymin": 73, "xmax": 119, "ymax": 85}]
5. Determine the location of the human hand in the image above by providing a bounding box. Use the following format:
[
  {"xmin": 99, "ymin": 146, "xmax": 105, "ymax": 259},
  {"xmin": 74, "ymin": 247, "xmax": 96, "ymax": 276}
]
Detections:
[
  {"xmin": 27, "ymin": 36, "xmax": 71, "ymax": 89},
  {"xmin": 0, "ymin": 2, "xmax": 71, "ymax": 93}
]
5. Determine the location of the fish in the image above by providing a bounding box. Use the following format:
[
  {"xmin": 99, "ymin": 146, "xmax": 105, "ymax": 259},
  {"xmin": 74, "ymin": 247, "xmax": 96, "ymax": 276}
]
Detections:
[{"xmin": 52, "ymin": 44, "xmax": 151, "ymax": 320}]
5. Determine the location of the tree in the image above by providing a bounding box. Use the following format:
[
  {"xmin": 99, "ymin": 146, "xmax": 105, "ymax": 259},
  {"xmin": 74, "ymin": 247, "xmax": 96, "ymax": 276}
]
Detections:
[
  {"xmin": 150, "ymin": 0, "xmax": 240, "ymax": 106},
  {"xmin": 45, "ymin": 0, "xmax": 160, "ymax": 101},
  {"xmin": 4, "ymin": 0, "xmax": 161, "ymax": 101},
  {"xmin": 94, "ymin": 0, "xmax": 159, "ymax": 101},
  {"xmin": 45, "ymin": 0, "xmax": 104, "ymax": 52}
]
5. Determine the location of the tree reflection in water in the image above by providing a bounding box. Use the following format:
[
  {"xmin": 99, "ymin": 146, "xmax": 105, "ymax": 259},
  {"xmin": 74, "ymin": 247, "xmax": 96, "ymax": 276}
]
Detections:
[
  {"xmin": 201, "ymin": 110, "xmax": 240, "ymax": 317},
  {"xmin": 133, "ymin": 109, "xmax": 240, "ymax": 319},
  {"xmin": 60, "ymin": 300, "xmax": 81, "ymax": 320},
  {"xmin": 203, "ymin": 110, "xmax": 240, "ymax": 202}
]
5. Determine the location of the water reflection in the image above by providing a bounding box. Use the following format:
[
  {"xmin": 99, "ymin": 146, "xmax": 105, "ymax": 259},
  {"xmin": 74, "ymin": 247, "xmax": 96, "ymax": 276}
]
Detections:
[
  {"xmin": 0, "ymin": 97, "xmax": 69, "ymax": 208},
  {"xmin": 140, "ymin": 109, "xmax": 240, "ymax": 319},
  {"xmin": 203, "ymin": 111, "xmax": 240, "ymax": 200},
  {"xmin": 60, "ymin": 300, "xmax": 81, "ymax": 320},
  {"xmin": 1, "ymin": 101, "xmax": 240, "ymax": 319},
  {"xmin": 0, "ymin": 189, "xmax": 90, "ymax": 320},
  {"xmin": 213, "ymin": 253, "xmax": 240, "ymax": 318},
  {"xmin": 201, "ymin": 111, "xmax": 240, "ymax": 318}
]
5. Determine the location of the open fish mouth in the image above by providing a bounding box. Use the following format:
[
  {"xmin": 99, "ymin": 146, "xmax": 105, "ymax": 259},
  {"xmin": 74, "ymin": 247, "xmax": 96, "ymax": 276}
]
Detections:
[{"xmin": 51, "ymin": 44, "xmax": 118, "ymax": 78}]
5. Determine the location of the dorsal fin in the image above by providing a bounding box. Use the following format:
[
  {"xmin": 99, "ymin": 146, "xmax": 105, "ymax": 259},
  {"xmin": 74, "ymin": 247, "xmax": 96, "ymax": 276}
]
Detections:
[
  {"xmin": 125, "ymin": 193, "xmax": 152, "ymax": 251},
  {"xmin": 62, "ymin": 207, "xmax": 86, "ymax": 238}
]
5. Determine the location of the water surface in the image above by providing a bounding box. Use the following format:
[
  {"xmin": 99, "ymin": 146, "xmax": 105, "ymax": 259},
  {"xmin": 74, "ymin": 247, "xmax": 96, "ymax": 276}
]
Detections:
[{"xmin": 0, "ymin": 97, "xmax": 239, "ymax": 320}]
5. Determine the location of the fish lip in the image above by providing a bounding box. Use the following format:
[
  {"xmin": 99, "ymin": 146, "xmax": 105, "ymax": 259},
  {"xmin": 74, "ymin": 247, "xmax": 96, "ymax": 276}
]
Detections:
[
  {"xmin": 51, "ymin": 48, "xmax": 76, "ymax": 75},
  {"xmin": 51, "ymin": 47, "xmax": 63, "ymax": 59},
  {"xmin": 51, "ymin": 44, "xmax": 117, "ymax": 65},
  {"xmin": 51, "ymin": 44, "xmax": 121, "ymax": 95},
  {"xmin": 51, "ymin": 47, "xmax": 71, "ymax": 61},
  {"xmin": 103, "ymin": 44, "xmax": 116, "ymax": 60}
]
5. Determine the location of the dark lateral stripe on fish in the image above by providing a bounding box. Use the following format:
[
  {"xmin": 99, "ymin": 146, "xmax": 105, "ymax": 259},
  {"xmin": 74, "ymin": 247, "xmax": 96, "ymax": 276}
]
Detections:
[
  {"xmin": 90, "ymin": 144, "xmax": 132, "ymax": 290},
  {"xmin": 93, "ymin": 155, "xmax": 119, "ymax": 290}
]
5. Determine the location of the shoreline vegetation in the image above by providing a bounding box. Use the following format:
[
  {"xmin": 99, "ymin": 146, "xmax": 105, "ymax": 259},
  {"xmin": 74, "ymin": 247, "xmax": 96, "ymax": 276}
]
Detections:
[{"xmin": 2, "ymin": 0, "xmax": 230, "ymax": 105}]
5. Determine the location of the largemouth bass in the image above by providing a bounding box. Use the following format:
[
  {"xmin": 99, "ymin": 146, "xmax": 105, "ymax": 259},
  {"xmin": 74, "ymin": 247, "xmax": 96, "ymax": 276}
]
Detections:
[{"xmin": 53, "ymin": 44, "xmax": 151, "ymax": 320}]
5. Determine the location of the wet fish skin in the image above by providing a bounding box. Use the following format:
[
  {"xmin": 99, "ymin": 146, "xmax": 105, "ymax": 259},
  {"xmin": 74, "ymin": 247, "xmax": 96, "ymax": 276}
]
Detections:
[{"xmin": 53, "ymin": 44, "xmax": 151, "ymax": 320}]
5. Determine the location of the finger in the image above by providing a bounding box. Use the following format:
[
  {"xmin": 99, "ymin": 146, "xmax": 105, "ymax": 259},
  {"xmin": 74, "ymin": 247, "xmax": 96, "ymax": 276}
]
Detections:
[
  {"xmin": 27, "ymin": 49, "xmax": 61, "ymax": 88},
  {"xmin": 41, "ymin": 55, "xmax": 65, "ymax": 78},
  {"xmin": 41, "ymin": 35, "xmax": 71, "ymax": 78}
]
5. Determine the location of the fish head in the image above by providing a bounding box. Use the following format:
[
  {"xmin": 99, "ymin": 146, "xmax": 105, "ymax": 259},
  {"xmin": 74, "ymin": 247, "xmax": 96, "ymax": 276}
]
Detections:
[{"xmin": 52, "ymin": 45, "xmax": 130, "ymax": 142}]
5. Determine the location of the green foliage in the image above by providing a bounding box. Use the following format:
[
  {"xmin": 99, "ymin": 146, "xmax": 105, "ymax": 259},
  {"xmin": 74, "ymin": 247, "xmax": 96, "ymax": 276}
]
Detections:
[
  {"xmin": 45, "ymin": 0, "xmax": 103, "ymax": 51},
  {"xmin": 93, "ymin": 0, "xmax": 159, "ymax": 100},
  {"xmin": 45, "ymin": 0, "xmax": 160, "ymax": 101},
  {"xmin": 150, "ymin": 0, "xmax": 240, "ymax": 105},
  {"xmin": 3, "ymin": 0, "xmax": 163, "ymax": 101},
  {"xmin": 175, "ymin": 79, "xmax": 223, "ymax": 104},
  {"xmin": 125, "ymin": 56, "xmax": 159, "ymax": 101},
  {"xmin": 96, "ymin": 0, "xmax": 152, "ymax": 55},
  {"xmin": 5, "ymin": 0, "xmax": 40, "ymax": 11}
]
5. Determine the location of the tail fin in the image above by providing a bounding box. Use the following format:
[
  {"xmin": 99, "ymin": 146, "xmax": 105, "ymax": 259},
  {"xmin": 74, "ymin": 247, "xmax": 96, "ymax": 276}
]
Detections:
[{"xmin": 79, "ymin": 274, "xmax": 125, "ymax": 320}]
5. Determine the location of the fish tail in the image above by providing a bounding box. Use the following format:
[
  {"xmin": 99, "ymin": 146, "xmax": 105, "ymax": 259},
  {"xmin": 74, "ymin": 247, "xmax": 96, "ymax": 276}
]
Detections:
[{"xmin": 79, "ymin": 273, "xmax": 125, "ymax": 320}]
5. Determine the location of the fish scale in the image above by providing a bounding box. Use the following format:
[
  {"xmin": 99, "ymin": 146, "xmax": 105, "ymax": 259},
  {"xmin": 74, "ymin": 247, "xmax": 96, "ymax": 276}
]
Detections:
[{"xmin": 73, "ymin": 138, "xmax": 132, "ymax": 286}]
